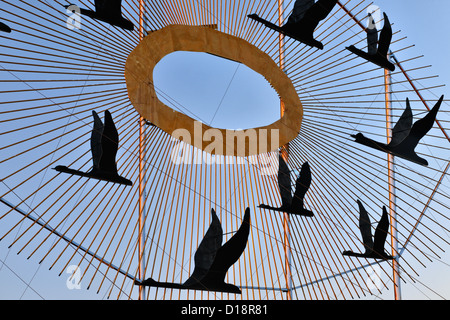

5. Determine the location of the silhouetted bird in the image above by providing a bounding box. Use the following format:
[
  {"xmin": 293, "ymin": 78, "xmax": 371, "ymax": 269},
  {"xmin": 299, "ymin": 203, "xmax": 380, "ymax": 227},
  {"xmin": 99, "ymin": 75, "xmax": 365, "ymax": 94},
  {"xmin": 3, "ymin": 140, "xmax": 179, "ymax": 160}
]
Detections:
[
  {"xmin": 347, "ymin": 12, "xmax": 395, "ymax": 71},
  {"xmin": 65, "ymin": 0, "xmax": 134, "ymax": 31},
  {"xmin": 343, "ymin": 200, "xmax": 393, "ymax": 260},
  {"xmin": 248, "ymin": 0, "xmax": 338, "ymax": 49},
  {"xmin": 135, "ymin": 208, "xmax": 251, "ymax": 294},
  {"xmin": 0, "ymin": 21, "xmax": 11, "ymax": 33},
  {"xmin": 351, "ymin": 95, "xmax": 444, "ymax": 166},
  {"xmin": 258, "ymin": 153, "xmax": 313, "ymax": 217},
  {"xmin": 54, "ymin": 110, "xmax": 132, "ymax": 186}
]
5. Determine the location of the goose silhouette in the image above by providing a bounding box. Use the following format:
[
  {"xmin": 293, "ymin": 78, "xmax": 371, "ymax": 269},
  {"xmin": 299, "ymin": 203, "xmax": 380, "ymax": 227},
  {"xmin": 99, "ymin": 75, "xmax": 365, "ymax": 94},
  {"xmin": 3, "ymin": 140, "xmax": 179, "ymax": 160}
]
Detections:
[
  {"xmin": 0, "ymin": 21, "xmax": 11, "ymax": 33},
  {"xmin": 346, "ymin": 12, "xmax": 395, "ymax": 71},
  {"xmin": 352, "ymin": 95, "xmax": 444, "ymax": 166},
  {"xmin": 65, "ymin": 0, "xmax": 134, "ymax": 31},
  {"xmin": 258, "ymin": 153, "xmax": 313, "ymax": 217},
  {"xmin": 54, "ymin": 110, "xmax": 132, "ymax": 186},
  {"xmin": 343, "ymin": 200, "xmax": 393, "ymax": 260},
  {"xmin": 248, "ymin": 0, "xmax": 338, "ymax": 49},
  {"xmin": 135, "ymin": 208, "xmax": 251, "ymax": 294}
]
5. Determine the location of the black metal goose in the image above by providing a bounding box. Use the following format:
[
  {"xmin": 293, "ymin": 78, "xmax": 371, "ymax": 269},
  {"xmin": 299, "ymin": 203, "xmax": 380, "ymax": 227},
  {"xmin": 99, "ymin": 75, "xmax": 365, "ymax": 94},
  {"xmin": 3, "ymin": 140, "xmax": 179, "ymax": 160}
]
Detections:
[
  {"xmin": 351, "ymin": 95, "xmax": 444, "ymax": 166},
  {"xmin": 135, "ymin": 208, "xmax": 251, "ymax": 294},
  {"xmin": 248, "ymin": 0, "xmax": 338, "ymax": 50},
  {"xmin": 343, "ymin": 200, "xmax": 393, "ymax": 260},
  {"xmin": 346, "ymin": 12, "xmax": 395, "ymax": 71},
  {"xmin": 54, "ymin": 110, "xmax": 132, "ymax": 186},
  {"xmin": 258, "ymin": 153, "xmax": 313, "ymax": 217},
  {"xmin": 65, "ymin": 0, "xmax": 134, "ymax": 31}
]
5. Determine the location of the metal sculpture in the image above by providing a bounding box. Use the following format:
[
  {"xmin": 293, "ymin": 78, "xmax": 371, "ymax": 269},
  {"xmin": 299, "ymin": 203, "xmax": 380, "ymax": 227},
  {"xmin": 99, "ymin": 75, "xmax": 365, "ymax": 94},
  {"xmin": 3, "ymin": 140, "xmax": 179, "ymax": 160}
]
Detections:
[
  {"xmin": 248, "ymin": 0, "xmax": 339, "ymax": 49},
  {"xmin": 135, "ymin": 208, "xmax": 251, "ymax": 294},
  {"xmin": 54, "ymin": 110, "xmax": 132, "ymax": 186},
  {"xmin": 346, "ymin": 12, "xmax": 395, "ymax": 71}
]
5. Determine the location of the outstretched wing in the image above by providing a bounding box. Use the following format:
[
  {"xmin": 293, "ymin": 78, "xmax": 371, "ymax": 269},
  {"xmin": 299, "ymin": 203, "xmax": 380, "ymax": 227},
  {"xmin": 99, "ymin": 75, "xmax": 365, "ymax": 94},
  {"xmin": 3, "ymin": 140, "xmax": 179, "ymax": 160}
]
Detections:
[
  {"xmin": 99, "ymin": 110, "xmax": 119, "ymax": 172},
  {"xmin": 400, "ymin": 95, "xmax": 443, "ymax": 150},
  {"xmin": 373, "ymin": 206, "xmax": 390, "ymax": 256},
  {"xmin": 0, "ymin": 21, "xmax": 11, "ymax": 33},
  {"xmin": 95, "ymin": 0, "xmax": 123, "ymax": 18},
  {"xmin": 291, "ymin": 162, "xmax": 311, "ymax": 209},
  {"xmin": 377, "ymin": 13, "xmax": 392, "ymax": 57},
  {"xmin": 389, "ymin": 98, "xmax": 413, "ymax": 147},
  {"xmin": 301, "ymin": 0, "xmax": 338, "ymax": 30},
  {"xmin": 202, "ymin": 208, "xmax": 250, "ymax": 284},
  {"xmin": 357, "ymin": 200, "xmax": 374, "ymax": 253},
  {"xmin": 286, "ymin": 0, "xmax": 315, "ymax": 25},
  {"xmin": 90, "ymin": 111, "xmax": 104, "ymax": 170},
  {"xmin": 184, "ymin": 209, "xmax": 223, "ymax": 286},
  {"xmin": 366, "ymin": 13, "xmax": 378, "ymax": 55},
  {"xmin": 278, "ymin": 153, "xmax": 293, "ymax": 207}
]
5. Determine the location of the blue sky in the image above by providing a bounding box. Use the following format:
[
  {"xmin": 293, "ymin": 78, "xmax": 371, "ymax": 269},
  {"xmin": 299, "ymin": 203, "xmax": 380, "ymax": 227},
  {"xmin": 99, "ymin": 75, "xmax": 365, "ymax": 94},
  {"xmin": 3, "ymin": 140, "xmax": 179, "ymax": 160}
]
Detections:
[{"xmin": 0, "ymin": 1, "xmax": 449, "ymax": 301}]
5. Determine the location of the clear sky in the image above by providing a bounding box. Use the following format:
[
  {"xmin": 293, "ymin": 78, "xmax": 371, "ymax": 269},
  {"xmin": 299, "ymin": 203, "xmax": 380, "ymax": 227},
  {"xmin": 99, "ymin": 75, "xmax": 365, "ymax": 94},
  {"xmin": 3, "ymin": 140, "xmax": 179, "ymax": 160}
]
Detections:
[{"xmin": 0, "ymin": 0, "xmax": 449, "ymax": 301}]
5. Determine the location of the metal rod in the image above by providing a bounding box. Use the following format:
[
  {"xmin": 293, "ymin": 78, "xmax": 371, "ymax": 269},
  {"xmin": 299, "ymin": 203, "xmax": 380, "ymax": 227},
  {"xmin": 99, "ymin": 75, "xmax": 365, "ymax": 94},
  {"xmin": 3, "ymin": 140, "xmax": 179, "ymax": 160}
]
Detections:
[
  {"xmin": 138, "ymin": 0, "xmax": 146, "ymax": 301},
  {"xmin": 400, "ymin": 160, "xmax": 450, "ymax": 256},
  {"xmin": 278, "ymin": 0, "xmax": 292, "ymax": 301},
  {"xmin": 384, "ymin": 53, "xmax": 401, "ymax": 300},
  {"xmin": 0, "ymin": 197, "xmax": 135, "ymax": 281},
  {"xmin": 336, "ymin": 0, "xmax": 406, "ymax": 300},
  {"xmin": 390, "ymin": 53, "xmax": 450, "ymax": 143}
]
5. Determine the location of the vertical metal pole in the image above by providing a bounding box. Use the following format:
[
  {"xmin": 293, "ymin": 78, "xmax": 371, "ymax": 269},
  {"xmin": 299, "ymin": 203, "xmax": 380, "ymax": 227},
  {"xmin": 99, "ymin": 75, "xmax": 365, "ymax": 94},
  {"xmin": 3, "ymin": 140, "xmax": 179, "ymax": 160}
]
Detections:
[
  {"xmin": 138, "ymin": 0, "xmax": 146, "ymax": 301},
  {"xmin": 278, "ymin": 0, "xmax": 292, "ymax": 300},
  {"xmin": 384, "ymin": 54, "xmax": 401, "ymax": 300}
]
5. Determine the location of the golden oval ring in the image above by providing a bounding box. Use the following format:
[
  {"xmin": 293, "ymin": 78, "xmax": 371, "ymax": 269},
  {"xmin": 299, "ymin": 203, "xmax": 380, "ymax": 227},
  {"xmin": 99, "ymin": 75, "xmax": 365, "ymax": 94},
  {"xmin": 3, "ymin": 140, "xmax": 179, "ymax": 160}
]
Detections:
[{"xmin": 125, "ymin": 24, "xmax": 302, "ymax": 157}]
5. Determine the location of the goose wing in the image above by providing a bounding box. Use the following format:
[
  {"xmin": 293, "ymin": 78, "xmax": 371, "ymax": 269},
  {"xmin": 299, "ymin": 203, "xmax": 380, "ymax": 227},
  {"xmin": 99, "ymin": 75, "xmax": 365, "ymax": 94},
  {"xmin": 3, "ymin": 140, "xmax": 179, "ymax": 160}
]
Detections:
[
  {"xmin": 201, "ymin": 208, "xmax": 250, "ymax": 285},
  {"xmin": 357, "ymin": 200, "xmax": 374, "ymax": 253},
  {"xmin": 286, "ymin": 0, "xmax": 315, "ymax": 25},
  {"xmin": 184, "ymin": 209, "xmax": 223, "ymax": 286},
  {"xmin": 278, "ymin": 153, "xmax": 293, "ymax": 207},
  {"xmin": 95, "ymin": 0, "xmax": 123, "ymax": 18},
  {"xmin": 400, "ymin": 95, "xmax": 443, "ymax": 150},
  {"xmin": 377, "ymin": 13, "xmax": 392, "ymax": 58},
  {"xmin": 98, "ymin": 110, "xmax": 119, "ymax": 173},
  {"xmin": 389, "ymin": 98, "xmax": 413, "ymax": 147},
  {"xmin": 0, "ymin": 21, "xmax": 11, "ymax": 33},
  {"xmin": 372, "ymin": 206, "xmax": 390, "ymax": 256},
  {"xmin": 291, "ymin": 162, "xmax": 311, "ymax": 209},
  {"xmin": 300, "ymin": 0, "xmax": 338, "ymax": 31},
  {"xmin": 366, "ymin": 13, "xmax": 378, "ymax": 55},
  {"xmin": 90, "ymin": 111, "xmax": 104, "ymax": 171}
]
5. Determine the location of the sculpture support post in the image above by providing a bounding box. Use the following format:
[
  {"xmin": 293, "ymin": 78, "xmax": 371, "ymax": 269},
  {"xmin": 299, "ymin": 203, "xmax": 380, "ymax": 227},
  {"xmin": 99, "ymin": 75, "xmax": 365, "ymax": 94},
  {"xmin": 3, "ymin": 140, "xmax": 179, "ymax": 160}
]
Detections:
[
  {"xmin": 138, "ymin": 0, "xmax": 146, "ymax": 301},
  {"xmin": 384, "ymin": 54, "xmax": 401, "ymax": 300},
  {"xmin": 278, "ymin": 0, "xmax": 292, "ymax": 300}
]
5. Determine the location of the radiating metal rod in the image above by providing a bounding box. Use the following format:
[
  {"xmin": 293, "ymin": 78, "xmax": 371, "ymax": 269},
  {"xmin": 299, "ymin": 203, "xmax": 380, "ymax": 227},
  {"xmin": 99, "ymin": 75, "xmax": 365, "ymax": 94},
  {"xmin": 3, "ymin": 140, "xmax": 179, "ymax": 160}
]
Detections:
[{"xmin": 0, "ymin": 197, "xmax": 136, "ymax": 281}]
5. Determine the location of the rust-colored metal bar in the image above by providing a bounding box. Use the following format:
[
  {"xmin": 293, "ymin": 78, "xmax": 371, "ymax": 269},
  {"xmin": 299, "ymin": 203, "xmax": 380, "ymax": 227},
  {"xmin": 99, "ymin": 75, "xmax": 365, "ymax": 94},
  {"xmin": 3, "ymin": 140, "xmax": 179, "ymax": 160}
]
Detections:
[
  {"xmin": 400, "ymin": 160, "xmax": 450, "ymax": 256},
  {"xmin": 138, "ymin": 0, "xmax": 146, "ymax": 301},
  {"xmin": 278, "ymin": 0, "xmax": 293, "ymax": 301},
  {"xmin": 384, "ymin": 55, "xmax": 402, "ymax": 300},
  {"xmin": 390, "ymin": 53, "xmax": 450, "ymax": 143}
]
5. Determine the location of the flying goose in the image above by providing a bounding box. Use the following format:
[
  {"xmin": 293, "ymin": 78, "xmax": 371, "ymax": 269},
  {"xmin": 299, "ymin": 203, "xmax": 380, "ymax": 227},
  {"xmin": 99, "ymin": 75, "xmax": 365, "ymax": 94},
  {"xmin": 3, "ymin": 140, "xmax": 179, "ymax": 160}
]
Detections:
[
  {"xmin": 351, "ymin": 95, "xmax": 444, "ymax": 166},
  {"xmin": 135, "ymin": 208, "xmax": 251, "ymax": 294},
  {"xmin": 248, "ymin": 0, "xmax": 338, "ymax": 49},
  {"xmin": 343, "ymin": 200, "xmax": 393, "ymax": 260},
  {"xmin": 54, "ymin": 110, "xmax": 132, "ymax": 186},
  {"xmin": 346, "ymin": 12, "xmax": 395, "ymax": 71},
  {"xmin": 258, "ymin": 153, "xmax": 313, "ymax": 217}
]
